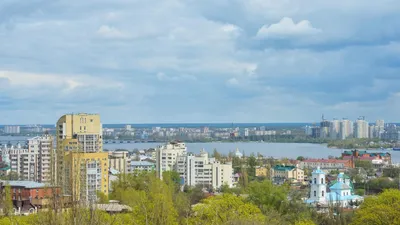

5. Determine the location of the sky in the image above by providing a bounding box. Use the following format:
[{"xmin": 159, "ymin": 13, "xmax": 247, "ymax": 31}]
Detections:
[{"xmin": 1, "ymin": 0, "xmax": 400, "ymax": 124}]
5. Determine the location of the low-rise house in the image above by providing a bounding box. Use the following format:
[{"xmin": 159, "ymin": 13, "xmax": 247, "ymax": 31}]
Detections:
[
  {"xmin": 270, "ymin": 165, "xmax": 304, "ymax": 184},
  {"xmin": 255, "ymin": 166, "xmax": 268, "ymax": 177},
  {"xmin": 129, "ymin": 161, "xmax": 155, "ymax": 172},
  {"xmin": 342, "ymin": 150, "xmax": 391, "ymax": 165},
  {"xmin": 299, "ymin": 159, "xmax": 354, "ymax": 171},
  {"xmin": 0, "ymin": 180, "xmax": 61, "ymax": 215}
]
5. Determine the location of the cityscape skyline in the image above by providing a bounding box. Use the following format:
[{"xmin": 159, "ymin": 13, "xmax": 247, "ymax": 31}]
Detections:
[{"xmin": 2, "ymin": 1, "xmax": 400, "ymax": 124}]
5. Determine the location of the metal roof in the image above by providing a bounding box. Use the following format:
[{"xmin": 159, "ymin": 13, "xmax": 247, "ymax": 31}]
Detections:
[
  {"xmin": 2, "ymin": 180, "xmax": 46, "ymax": 189},
  {"xmin": 131, "ymin": 161, "xmax": 155, "ymax": 166}
]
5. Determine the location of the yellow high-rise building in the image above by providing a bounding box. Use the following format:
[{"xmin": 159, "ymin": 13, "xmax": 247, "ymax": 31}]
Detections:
[{"xmin": 56, "ymin": 113, "xmax": 108, "ymax": 202}]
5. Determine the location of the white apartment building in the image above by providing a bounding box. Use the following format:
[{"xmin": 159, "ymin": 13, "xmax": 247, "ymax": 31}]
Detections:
[
  {"xmin": 109, "ymin": 150, "xmax": 129, "ymax": 173},
  {"xmin": 156, "ymin": 142, "xmax": 233, "ymax": 189},
  {"xmin": 330, "ymin": 120, "xmax": 340, "ymax": 139},
  {"xmin": 156, "ymin": 141, "xmax": 187, "ymax": 178},
  {"xmin": 354, "ymin": 119, "xmax": 369, "ymax": 139},
  {"xmin": 4, "ymin": 125, "xmax": 20, "ymax": 134},
  {"xmin": 340, "ymin": 120, "xmax": 353, "ymax": 140},
  {"xmin": 177, "ymin": 149, "xmax": 233, "ymax": 189},
  {"xmin": 3, "ymin": 135, "xmax": 54, "ymax": 183}
]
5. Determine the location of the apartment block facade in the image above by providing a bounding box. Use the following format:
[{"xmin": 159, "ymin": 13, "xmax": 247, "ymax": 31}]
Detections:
[
  {"xmin": 56, "ymin": 113, "xmax": 108, "ymax": 203},
  {"xmin": 2, "ymin": 135, "xmax": 54, "ymax": 184}
]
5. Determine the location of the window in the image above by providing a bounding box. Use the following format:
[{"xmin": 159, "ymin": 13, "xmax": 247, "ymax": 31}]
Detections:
[
  {"xmin": 314, "ymin": 178, "xmax": 316, "ymax": 184},
  {"xmin": 321, "ymin": 178, "xmax": 324, "ymax": 184},
  {"xmin": 314, "ymin": 191, "xmax": 316, "ymax": 197},
  {"xmin": 322, "ymin": 191, "xmax": 324, "ymax": 197}
]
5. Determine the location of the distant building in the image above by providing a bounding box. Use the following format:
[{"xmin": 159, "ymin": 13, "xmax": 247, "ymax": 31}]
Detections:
[
  {"xmin": 270, "ymin": 165, "xmax": 304, "ymax": 184},
  {"xmin": 234, "ymin": 148, "xmax": 243, "ymax": 158},
  {"xmin": 320, "ymin": 120, "xmax": 330, "ymax": 139},
  {"xmin": 311, "ymin": 127, "xmax": 320, "ymax": 138},
  {"xmin": 330, "ymin": 119, "xmax": 340, "ymax": 140},
  {"xmin": 354, "ymin": 118, "xmax": 369, "ymax": 139},
  {"xmin": 299, "ymin": 159, "xmax": 354, "ymax": 170},
  {"xmin": 340, "ymin": 119, "xmax": 353, "ymax": 140},
  {"xmin": 4, "ymin": 126, "xmax": 20, "ymax": 134},
  {"xmin": 342, "ymin": 150, "xmax": 391, "ymax": 165}
]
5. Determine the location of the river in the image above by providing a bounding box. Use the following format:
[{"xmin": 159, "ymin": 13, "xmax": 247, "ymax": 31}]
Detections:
[{"xmin": 2, "ymin": 136, "xmax": 399, "ymax": 163}]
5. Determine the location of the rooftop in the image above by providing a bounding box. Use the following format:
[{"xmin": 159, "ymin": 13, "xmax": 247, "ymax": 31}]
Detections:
[
  {"xmin": 131, "ymin": 161, "xmax": 155, "ymax": 166},
  {"xmin": 303, "ymin": 159, "xmax": 350, "ymax": 163},
  {"xmin": 273, "ymin": 165, "xmax": 296, "ymax": 171},
  {"xmin": 1, "ymin": 180, "xmax": 46, "ymax": 189}
]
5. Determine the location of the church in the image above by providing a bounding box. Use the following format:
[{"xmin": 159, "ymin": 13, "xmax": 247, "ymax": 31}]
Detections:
[{"xmin": 305, "ymin": 167, "xmax": 364, "ymax": 208}]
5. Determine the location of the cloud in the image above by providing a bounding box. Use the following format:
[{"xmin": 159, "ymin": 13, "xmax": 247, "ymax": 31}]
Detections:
[
  {"xmin": 1, "ymin": 0, "xmax": 400, "ymax": 123},
  {"xmin": 97, "ymin": 25, "xmax": 126, "ymax": 38},
  {"xmin": 256, "ymin": 17, "xmax": 321, "ymax": 39},
  {"xmin": 226, "ymin": 77, "xmax": 239, "ymax": 86}
]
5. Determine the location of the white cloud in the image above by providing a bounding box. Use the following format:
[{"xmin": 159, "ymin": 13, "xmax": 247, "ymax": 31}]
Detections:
[
  {"xmin": 97, "ymin": 25, "xmax": 126, "ymax": 38},
  {"xmin": 156, "ymin": 72, "xmax": 197, "ymax": 82},
  {"xmin": 256, "ymin": 17, "xmax": 321, "ymax": 38},
  {"xmin": 226, "ymin": 77, "xmax": 239, "ymax": 86},
  {"xmin": 220, "ymin": 24, "xmax": 242, "ymax": 37}
]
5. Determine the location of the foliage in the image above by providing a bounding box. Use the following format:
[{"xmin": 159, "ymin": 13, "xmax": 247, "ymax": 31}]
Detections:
[
  {"xmin": 367, "ymin": 177, "xmax": 398, "ymax": 193},
  {"xmin": 239, "ymin": 167, "xmax": 249, "ymax": 189},
  {"xmin": 189, "ymin": 194, "xmax": 265, "ymax": 225},
  {"xmin": 247, "ymin": 153, "xmax": 257, "ymax": 177},
  {"xmin": 212, "ymin": 149, "xmax": 222, "ymax": 161},
  {"xmin": 112, "ymin": 172, "xmax": 179, "ymax": 225},
  {"xmin": 97, "ymin": 191, "xmax": 109, "ymax": 204},
  {"xmin": 383, "ymin": 166, "xmax": 400, "ymax": 178},
  {"xmin": 354, "ymin": 160, "xmax": 373, "ymax": 170},
  {"xmin": 3, "ymin": 185, "xmax": 13, "ymax": 217},
  {"xmin": 351, "ymin": 189, "xmax": 400, "ymax": 225},
  {"xmin": 247, "ymin": 180, "xmax": 289, "ymax": 213},
  {"xmin": 297, "ymin": 156, "xmax": 305, "ymax": 161},
  {"xmin": 295, "ymin": 219, "xmax": 316, "ymax": 225}
]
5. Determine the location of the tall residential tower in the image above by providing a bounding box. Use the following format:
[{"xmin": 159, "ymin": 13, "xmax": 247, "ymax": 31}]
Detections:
[{"xmin": 56, "ymin": 113, "xmax": 108, "ymax": 202}]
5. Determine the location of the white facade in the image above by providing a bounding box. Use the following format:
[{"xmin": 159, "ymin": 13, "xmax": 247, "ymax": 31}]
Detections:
[
  {"xmin": 354, "ymin": 119, "xmax": 369, "ymax": 139},
  {"xmin": 340, "ymin": 120, "xmax": 353, "ymax": 140},
  {"xmin": 4, "ymin": 135, "xmax": 53, "ymax": 183},
  {"xmin": 156, "ymin": 141, "xmax": 187, "ymax": 178},
  {"xmin": 309, "ymin": 168, "xmax": 327, "ymax": 203},
  {"xmin": 156, "ymin": 142, "xmax": 233, "ymax": 189},
  {"xmin": 4, "ymin": 126, "xmax": 20, "ymax": 134},
  {"xmin": 176, "ymin": 150, "xmax": 233, "ymax": 189},
  {"xmin": 330, "ymin": 120, "xmax": 340, "ymax": 139}
]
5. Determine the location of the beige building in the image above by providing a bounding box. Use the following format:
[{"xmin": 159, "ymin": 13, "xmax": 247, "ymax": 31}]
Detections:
[
  {"xmin": 56, "ymin": 113, "xmax": 108, "ymax": 202},
  {"xmin": 255, "ymin": 166, "xmax": 268, "ymax": 177},
  {"xmin": 109, "ymin": 151, "xmax": 129, "ymax": 173},
  {"xmin": 270, "ymin": 165, "xmax": 304, "ymax": 183}
]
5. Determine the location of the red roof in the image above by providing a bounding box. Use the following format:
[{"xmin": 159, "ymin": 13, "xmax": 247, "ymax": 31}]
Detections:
[{"xmin": 302, "ymin": 159, "xmax": 351, "ymax": 163}]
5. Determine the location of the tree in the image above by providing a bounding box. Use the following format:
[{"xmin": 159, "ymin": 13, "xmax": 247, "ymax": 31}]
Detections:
[
  {"xmin": 112, "ymin": 172, "xmax": 179, "ymax": 225},
  {"xmin": 296, "ymin": 156, "xmax": 305, "ymax": 161},
  {"xmin": 247, "ymin": 153, "xmax": 257, "ymax": 177},
  {"xmin": 212, "ymin": 149, "xmax": 222, "ymax": 161},
  {"xmin": 247, "ymin": 180, "xmax": 289, "ymax": 213},
  {"xmin": 351, "ymin": 189, "xmax": 400, "ymax": 225},
  {"xmin": 239, "ymin": 167, "xmax": 249, "ymax": 189},
  {"xmin": 3, "ymin": 184, "xmax": 13, "ymax": 217},
  {"xmin": 189, "ymin": 194, "xmax": 265, "ymax": 225}
]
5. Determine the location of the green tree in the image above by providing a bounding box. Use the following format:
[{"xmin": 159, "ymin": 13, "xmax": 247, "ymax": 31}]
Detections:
[
  {"xmin": 247, "ymin": 153, "xmax": 257, "ymax": 177},
  {"xmin": 239, "ymin": 167, "xmax": 249, "ymax": 189},
  {"xmin": 247, "ymin": 180, "xmax": 289, "ymax": 213},
  {"xmin": 3, "ymin": 184, "xmax": 13, "ymax": 217},
  {"xmin": 189, "ymin": 194, "xmax": 265, "ymax": 225},
  {"xmin": 212, "ymin": 149, "xmax": 222, "ymax": 161},
  {"xmin": 112, "ymin": 172, "xmax": 179, "ymax": 225},
  {"xmin": 296, "ymin": 156, "xmax": 305, "ymax": 161},
  {"xmin": 351, "ymin": 189, "xmax": 400, "ymax": 225}
]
